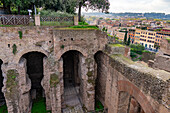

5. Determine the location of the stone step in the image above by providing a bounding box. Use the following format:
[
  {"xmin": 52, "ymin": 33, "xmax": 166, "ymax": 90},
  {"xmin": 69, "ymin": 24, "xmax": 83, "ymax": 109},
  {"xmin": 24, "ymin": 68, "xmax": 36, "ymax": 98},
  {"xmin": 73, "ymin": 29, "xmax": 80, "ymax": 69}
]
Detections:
[{"xmin": 62, "ymin": 105, "xmax": 84, "ymax": 113}]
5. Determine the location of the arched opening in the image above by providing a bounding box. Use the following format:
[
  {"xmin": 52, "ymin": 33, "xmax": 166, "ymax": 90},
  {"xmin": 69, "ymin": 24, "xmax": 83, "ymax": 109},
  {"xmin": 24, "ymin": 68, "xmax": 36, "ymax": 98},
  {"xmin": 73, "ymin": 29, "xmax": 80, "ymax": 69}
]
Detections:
[
  {"xmin": 118, "ymin": 91, "xmax": 145, "ymax": 113},
  {"xmin": 0, "ymin": 60, "xmax": 7, "ymax": 112},
  {"xmin": 21, "ymin": 52, "xmax": 47, "ymax": 112},
  {"xmin": 61, "ymin": 50, "xmax": 84, "ymax": 112},
  {"xmin": 94, "ymin": 51, "xmax": 106, "ymax": 112}
]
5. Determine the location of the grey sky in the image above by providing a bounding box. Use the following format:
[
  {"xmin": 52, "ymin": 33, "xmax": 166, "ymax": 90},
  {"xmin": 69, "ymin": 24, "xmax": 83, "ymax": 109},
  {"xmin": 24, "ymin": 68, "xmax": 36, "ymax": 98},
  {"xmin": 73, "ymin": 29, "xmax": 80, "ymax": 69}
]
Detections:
[{"xmin": 82, "ymin": 0, "xmax": 170, "ymax": 14}]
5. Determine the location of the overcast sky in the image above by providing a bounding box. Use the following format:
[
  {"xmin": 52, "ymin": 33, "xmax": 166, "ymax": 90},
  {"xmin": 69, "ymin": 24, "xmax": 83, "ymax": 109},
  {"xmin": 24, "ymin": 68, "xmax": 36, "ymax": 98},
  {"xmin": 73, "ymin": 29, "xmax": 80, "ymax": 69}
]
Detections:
[{"xmin": 82, "ymin": 0, "xmax": 170, "ymax": 14}]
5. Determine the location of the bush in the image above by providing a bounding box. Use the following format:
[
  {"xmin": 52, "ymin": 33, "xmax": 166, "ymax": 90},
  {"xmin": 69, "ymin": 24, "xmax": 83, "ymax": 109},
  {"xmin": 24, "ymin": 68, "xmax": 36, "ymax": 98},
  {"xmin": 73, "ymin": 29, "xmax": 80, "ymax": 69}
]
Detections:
[
  {"xmin": 130, "ymin": 44, "xmax": 145, "ymax": 55},
  {"xmin": 78, "ymin": 22, "xmax": 89, "ymax": 25},
  {"xmin": 40, "ymin": 10, "xmax": 75, "ymax": 17}
]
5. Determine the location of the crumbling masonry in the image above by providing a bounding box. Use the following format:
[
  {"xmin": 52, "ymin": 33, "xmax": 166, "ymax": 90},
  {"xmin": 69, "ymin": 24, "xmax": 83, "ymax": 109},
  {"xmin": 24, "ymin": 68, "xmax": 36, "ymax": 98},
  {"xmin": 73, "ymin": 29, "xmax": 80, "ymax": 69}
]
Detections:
[{"xmin": 0, "ymin": 26, "xmax": 169, "ymax": 113}]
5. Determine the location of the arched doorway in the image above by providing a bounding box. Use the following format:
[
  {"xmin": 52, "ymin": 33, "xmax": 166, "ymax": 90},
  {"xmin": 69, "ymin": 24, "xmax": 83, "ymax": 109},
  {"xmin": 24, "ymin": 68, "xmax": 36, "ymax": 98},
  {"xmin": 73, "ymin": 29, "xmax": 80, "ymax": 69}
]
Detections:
[
  {"xmin": 0, "ymin": 59, "xmax": 7, "ymax": 112},
  {"xmin": 94, "ymin": 51, "xmax": 106, "ymax": 112},
  {"xmin": 21, "ymin": 52, "xmax": 47, "ymax": 112},
  {"xmin": 118, "ymin": 91, "xmax": 145, "ymax": 113},
  {"xmin": 61, "ymin": 50, "xmax": 84, "ymax": 112}
]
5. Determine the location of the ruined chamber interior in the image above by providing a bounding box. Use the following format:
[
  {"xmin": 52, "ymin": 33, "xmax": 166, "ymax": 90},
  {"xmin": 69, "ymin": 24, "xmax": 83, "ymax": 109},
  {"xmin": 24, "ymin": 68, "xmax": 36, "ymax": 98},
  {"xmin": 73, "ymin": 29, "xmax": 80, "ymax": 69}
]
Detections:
[
  {"xmin": 61, "ymin": 50, "xmax": 83, "ymax": 112},
  {"xmin": 22, "ymin": 52, "xmax": 45, "ymax": 102}
]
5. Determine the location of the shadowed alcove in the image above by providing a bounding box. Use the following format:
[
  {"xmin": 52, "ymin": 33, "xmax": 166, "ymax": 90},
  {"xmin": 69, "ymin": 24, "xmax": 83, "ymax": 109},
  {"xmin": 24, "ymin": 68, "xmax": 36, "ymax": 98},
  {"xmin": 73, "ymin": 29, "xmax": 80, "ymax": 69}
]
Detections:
[{"xmin": 61, "ymin": 50, "xmax": 84, "ymax": 112}]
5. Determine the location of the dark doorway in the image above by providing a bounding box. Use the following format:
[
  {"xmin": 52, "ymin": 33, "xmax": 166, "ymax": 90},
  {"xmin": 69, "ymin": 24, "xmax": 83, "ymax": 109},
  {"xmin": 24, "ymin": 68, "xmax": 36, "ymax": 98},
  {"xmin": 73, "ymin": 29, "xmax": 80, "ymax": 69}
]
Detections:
[
  {"xmin": 0, "ymin": 60, "xmax": 7, "ymax": 113},
  {"xmin": 61, "ymin": 50, "xmax": 83, "ymax": 112},
  {"xmin": 23, "ymin": 52, "xmax": 45, "ymax": 99},
  {"xmin": 0, "ymin": 60, "xmax": 5, "ymax": 105},
  {"xmin": 94, "ymin": 51, "xmax": 105, "ymax": 112}
]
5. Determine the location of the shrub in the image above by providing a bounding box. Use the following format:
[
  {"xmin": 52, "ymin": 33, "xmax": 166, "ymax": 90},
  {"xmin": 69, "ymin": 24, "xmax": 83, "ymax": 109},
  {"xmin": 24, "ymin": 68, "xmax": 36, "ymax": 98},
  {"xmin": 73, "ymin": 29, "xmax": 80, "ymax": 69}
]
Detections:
[
  {"xmin": 40, "ymin": 10, "xmax": 75, "ymax": 17},
  {"xmin": 78, "ymin": 22, "xmax": 88, "ymax": 25}
]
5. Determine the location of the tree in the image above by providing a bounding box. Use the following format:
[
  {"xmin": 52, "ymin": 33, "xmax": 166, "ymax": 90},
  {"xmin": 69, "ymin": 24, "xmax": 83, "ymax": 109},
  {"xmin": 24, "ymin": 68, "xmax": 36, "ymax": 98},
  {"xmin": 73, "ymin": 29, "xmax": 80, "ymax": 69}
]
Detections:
[
  {"xmin": 44, "ymin": 0, "xmax": 77, "ymax": 14},
  {"xmin": 124, "ymin": 31, "xmax": 127, "ymax": 44},
  {"xmin": 127, "ymin": 35, "xmax": 131, "ymax": 46},
  {"xmin": 77, "ymin": 0, "xmax": 110, "ymax": 21}
]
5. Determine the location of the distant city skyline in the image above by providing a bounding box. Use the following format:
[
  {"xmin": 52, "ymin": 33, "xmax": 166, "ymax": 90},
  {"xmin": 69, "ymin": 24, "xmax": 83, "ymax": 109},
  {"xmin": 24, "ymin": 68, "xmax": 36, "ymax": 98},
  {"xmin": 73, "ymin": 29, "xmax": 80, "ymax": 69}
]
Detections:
[{"xmin": 81, "ymin": 0, "xmax": 170, "ymax": 14}]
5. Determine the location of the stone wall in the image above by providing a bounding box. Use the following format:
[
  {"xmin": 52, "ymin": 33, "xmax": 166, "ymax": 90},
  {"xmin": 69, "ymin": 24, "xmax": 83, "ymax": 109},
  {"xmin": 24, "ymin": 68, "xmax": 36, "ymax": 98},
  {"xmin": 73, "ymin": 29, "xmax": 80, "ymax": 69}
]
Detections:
[
  {"xmin": 98, "ymin": 45, "xmax": 169, "ymax": 113},
  {"xmin": 149, "ymin": 38, "xmax": 170, "ymax": 72},
  {"xmin": 141, "ymin": 52, "xmax": 155, "ymax": 63},
  {"xmin": 0, "ymin": 26, "xmax": 107, "ymax": 113},
  {"xmin": 0, "ymin": 26, "xmax": 169, "ymax": 113}
]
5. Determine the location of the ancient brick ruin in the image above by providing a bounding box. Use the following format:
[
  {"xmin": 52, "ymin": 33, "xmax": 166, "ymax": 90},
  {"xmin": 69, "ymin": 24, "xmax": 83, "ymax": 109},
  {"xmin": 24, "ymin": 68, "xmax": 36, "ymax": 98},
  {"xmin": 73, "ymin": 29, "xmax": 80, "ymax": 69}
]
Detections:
[{"xmin": 0, "ymin": 27, "xmax": 169, "ymax": 113}]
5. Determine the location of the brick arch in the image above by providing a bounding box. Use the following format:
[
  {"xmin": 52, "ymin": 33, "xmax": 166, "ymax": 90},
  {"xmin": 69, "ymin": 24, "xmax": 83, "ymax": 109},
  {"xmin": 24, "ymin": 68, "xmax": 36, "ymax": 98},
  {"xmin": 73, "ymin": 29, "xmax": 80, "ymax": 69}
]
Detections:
[
  {"xmin": 56, "ymin": 46, "xmax": 88, "ymax": 60},
  {"xmin": 118, "ymin": 80, "xmax": 155, "ymax": 113},
  {"xmin": 13, "ymin": 48, "xmax": 48, "ymax": 63}
]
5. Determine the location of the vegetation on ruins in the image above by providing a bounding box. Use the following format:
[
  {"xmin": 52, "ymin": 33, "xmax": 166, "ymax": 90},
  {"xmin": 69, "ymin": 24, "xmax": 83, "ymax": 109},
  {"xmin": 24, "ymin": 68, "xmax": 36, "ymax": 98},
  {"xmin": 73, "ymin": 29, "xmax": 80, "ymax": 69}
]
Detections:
[
  {"xmin": 31, "ymin": 97, "xmax": 51, "ymax": 113},
  {"xmin": 18, "ymin": 31, "xmax": 22, "ymax": 39},
  {"xmin": 0, "ymin": 104, "xmax": 8, "ymax": 113},
  {"xmin": 69, "ymin": 25, "xmax": 99, "ymax": 30},
  {"xmin": 108, "ymin": 44, "xmax": 125, "ymax": 47},
  {"xmin": 12, "ymin": 44, "xmax": 17, "ymax": 55},
  {"xmin": 50, "ymin": 73, "xmax": 59, "ymax": 87},
  {"xmin": 130, "ymin": 44, "xmax": 146, "ymax": 61},
  {"xmin": 166, "ymin": 37, "xmax": 170, "ymax": 43},
  {"xmin": 60, "ymin": 45, "xmax": 64, "ymax": 49},
  {"xmin": 95, "ymin": 100, "xmax": 104, "ymax": 112}
]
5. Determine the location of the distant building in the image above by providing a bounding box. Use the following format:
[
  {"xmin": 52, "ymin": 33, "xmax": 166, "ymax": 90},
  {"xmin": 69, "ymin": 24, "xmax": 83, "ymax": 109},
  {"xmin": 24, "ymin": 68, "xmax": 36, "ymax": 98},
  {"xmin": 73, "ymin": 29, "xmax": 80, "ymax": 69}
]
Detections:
[
  {"xmin": 115, "ymin": 31, "xmax": 125, "ymax": 41},
  {"xmin": 128, "ymin": 29, "xmax": 135, "ymax": 44},
  {"xmin": 134, "ymin": 29, "xmax": 141, "ymax": 44}
]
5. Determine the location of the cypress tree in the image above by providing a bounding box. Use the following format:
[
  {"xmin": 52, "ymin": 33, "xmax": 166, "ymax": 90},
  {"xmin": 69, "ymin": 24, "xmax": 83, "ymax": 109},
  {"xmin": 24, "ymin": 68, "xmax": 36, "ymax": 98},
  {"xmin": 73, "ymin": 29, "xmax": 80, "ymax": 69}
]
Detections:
[
  {"xmin": 127, "ymin": 35, "xmax": 131, "ymax": 46},
  {"xmin": 124, "ymin": 31, "xmax": 127, "ymax": 44}
]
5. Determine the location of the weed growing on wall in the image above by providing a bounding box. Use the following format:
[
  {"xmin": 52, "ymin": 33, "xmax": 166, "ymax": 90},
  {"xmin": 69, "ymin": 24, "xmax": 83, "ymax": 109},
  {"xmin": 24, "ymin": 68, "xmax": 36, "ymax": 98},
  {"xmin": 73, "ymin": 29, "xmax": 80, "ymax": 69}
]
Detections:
[
  {"xmin": 18, "ymin": 31, "xmax": 22, "ymax": 39},
  {"xmin": 12, "ymin": 44, "xmax": 17, "ymax": 55}
]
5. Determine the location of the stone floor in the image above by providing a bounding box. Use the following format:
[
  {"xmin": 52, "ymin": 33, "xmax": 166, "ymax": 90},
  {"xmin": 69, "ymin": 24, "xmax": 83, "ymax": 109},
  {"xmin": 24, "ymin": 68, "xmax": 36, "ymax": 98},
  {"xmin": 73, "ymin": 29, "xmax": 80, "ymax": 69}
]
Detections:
[{"xmin": 62, "ymin": 79, "xmax": 84, "ymax": 113}]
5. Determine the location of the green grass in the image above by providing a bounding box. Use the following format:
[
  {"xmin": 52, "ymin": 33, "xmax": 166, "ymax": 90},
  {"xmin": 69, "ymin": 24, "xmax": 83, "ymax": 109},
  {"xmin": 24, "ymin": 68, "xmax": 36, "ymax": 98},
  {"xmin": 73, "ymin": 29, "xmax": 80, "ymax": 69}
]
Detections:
[
  {"xmin": 40, "ymin": 21, "xmax": 73, "ymax": 26},
  {"xmin": 142, "ymin": 50, "xmax": 151, "ymax": 53},
  {"xmin": 78, "ymin": 22, "xmax": 89, "ymax": 25},
  {"xmin": 166, "ymin": 37, "xmax": 170, "ymax": 43},
  {"xmin": 31, "ymin": 98, "xmax": 51, "ymax": 113},
  {"xmin": 68, "ymin": 25, "xmax": 99, "ymax": 30},
  {"xmin": 108, "ymin": 44, "xmax": 125, "ymax": 47},
  {"xmin": 0, "ymin": 22, "xmax": 34, "ymax": 27},
  {"xmin": 95, "ymin": 100, "xmax": 104, "ymax": 112},
  {"xmin": 0, "ymin": 105, "xmax": 8, "ymax": 113}
]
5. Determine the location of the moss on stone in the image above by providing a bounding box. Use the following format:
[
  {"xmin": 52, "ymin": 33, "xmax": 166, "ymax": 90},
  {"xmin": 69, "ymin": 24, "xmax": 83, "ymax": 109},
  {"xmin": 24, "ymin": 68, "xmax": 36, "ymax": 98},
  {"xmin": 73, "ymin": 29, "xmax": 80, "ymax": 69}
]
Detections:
[
  {"xmin": 50, "ymin": 73, "xmax": 60, "ymax": 87},
  {"xmin": 6, "ymin": 70, "xmax": 18, "ymax": 89},
  {"xmin": 108, "ymin": 44, "xmax": 125, "ymax": 48},
  {"xmin": 6, "ymin": 69, "xmax": 19, "ymax": 100},
  {"xmin": 111, "ymin": 54, "xmax": 134, "ymax": 64},
  {"xmin": 87, "ymin": 78, "xmax": 95, "ymax": 85},
  {"xmin": 87, "ymin": 71, "xmax": 93, "ymax": 77}
]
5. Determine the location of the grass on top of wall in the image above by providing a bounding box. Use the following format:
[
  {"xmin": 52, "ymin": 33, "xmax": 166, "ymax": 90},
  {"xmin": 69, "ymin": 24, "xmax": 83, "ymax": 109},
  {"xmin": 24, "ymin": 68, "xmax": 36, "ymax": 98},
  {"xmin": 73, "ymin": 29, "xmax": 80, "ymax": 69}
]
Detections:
[
  {"xmin": 69, "ymin": 25, "xmax": 99, "ymax": 30},
  {"xmin": 31, "ymin": 97, "xmax": 51, "ymax": 113},
  {"xmin": 0, "ymin": 104, "xmax": 8, "ymax": 113},
  {"xmin": 40, "ymin": 21, "xmax": 73, "ymax": 26},
  {"xmin": 166, "ymin": 37, "xmax": 170, "ymax": 43},
  {"xmin": 108, "ymin": 44, "xmax": 125, "ymax": 47}
]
